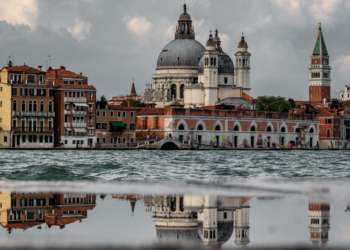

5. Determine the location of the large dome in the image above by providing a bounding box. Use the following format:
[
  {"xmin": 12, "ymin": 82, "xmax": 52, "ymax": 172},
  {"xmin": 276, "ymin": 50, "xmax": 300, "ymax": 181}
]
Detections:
[
  {"xmin": 198, "ymin": 51, "xmax": 234, "ymax": 74},
  {"xmin": 157, "ymin": 39, "xmax": 205, "ymax": 68}
]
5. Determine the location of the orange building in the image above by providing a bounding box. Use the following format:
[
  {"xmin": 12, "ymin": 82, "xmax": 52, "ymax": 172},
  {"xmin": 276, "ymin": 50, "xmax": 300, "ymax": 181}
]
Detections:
[{"xmin": 46, "ymin": 66, "xmax": 97, "ymax": 147}]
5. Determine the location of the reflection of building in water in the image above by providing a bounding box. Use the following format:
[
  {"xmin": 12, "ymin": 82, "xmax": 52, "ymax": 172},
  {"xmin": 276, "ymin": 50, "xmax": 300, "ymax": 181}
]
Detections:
[
  {"xmin": 141, "ymin": 195, "xmax": 199, "ymax": 245},
  {"xmin": 308, "ymin": 197, "xmax": 330, "ymax": 248},
  {"xmin": 45, "ymin": 193, "xmax": 96, "ymax": 229},
  {"xmin": 0, "ymin": 192, "xmax": 96, "ymax": 233},
  {"xmin": 140, "ymin": 194, "xmax": 251, "ymax": 247},
  {"xmin": 112, "ymin": 195, "xmax": 141, "ymax": 215}
]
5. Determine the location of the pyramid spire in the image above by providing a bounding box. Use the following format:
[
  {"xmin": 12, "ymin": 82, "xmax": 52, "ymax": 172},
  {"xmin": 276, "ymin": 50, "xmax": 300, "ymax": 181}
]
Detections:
[
  {"xmin": 129, "ymin": 198, "xmax": 136, "ymax": 215},
  {"xmin": 130, "ymin": 80, "xmax": 137, "ymax": 97},
  {"xmin": 312, "ymin": 23, "xmax": 328, "ymax": 56}
]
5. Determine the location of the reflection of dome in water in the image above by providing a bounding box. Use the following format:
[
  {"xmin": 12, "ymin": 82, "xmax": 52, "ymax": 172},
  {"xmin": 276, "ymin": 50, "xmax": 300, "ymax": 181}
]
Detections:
[{"xmin": 156, "ymin": 227, "xmax": 201, "ymax": 245}]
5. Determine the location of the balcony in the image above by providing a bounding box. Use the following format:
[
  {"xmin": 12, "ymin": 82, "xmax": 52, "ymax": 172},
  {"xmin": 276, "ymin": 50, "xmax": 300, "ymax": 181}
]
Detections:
[
  {"xmin": 64, "ymin": 122, "xmax": 71, "ymax": 128},
  {"xmin": 48, "ymin": 112, "xmax": 55, "ymax": 117},
  {"xmin": 72, "ymin": 110, "xmax": 87, "ymax": 116},
  {"xmin": 21, "ymin": 111, "xmax": 48, "ymax": 117},
  {"xmin": 12, "ymin": 111, "xmax": 20, "ymax": 116},
  {"xmin": 64, "ymin": 97, "xmax": 87, "ymax": 103},
  {"xmin": 72, "ymin": 123, "xmax": 87, "ymax": 127},
  {"xmin": 64, "ymin": 110, "xmax": 71, "ymax": 115},
  {"xmin": 12, "ymin": 127, "xmax": 54, "ymax": 133}
]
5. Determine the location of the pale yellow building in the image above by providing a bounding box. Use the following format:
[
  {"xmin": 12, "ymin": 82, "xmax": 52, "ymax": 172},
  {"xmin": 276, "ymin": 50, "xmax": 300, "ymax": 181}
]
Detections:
[{"xmin": 0, "ymin": 64, "xmax": 12, "ymax": 148}]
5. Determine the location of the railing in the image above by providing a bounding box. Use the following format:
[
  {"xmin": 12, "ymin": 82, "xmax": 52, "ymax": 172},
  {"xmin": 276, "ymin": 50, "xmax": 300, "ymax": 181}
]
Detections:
[
  {"xmin": 48, "ymin": 112, "xmax": 55, "ymax": 117},
  {"xmin": 64, "ymin": 97, "xmax": 87, "ymax": 103},
  {"xmin": 21, "ymin": 111, "xmax": 48, "ymax": 117},
  {"xmin": 12, "ymin": 111, "xmax": 20, "ymax": 116},
  {"xmin": 12, "ymin": 127, "xmax": 54, "ymax": 133},
  {"xmin": 72, "ymin": 110, "xmax": 87, "ymax": 116},
  {"xmin": 72, "ymin": 123, "xmax": 87, "ymax": 127},
  {"xmin": 64, "ymin": 110, "xmax": 71, "ymax": 115},
  {"xmin": 64, "ymin": 122, "xmax": 71, "ymax": 127}
]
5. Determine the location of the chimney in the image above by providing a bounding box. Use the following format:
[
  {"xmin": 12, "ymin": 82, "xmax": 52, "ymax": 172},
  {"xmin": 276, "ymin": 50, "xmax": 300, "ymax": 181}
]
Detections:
[
  {"xmin": 80, "ymin": 72, "xmax": 82, "ymax": 76},
  {"xmin": 7, "ymin": 61, "xmax": 12, "ymax": 67},
  {"xmin": 127, "ymin": 99, "xmax": 131, "ymax": 108},
  {"xmin": 60, "ymin": 66, "xmax": 66, "ymax": 70},
  {"xmin": 38, "ymin": 65, "xmax": 42, "ymax": 71}
]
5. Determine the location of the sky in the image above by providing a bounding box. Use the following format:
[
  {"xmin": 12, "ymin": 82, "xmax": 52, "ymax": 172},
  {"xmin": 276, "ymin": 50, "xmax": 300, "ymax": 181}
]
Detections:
[{"xmin": 1, "ymin": 0, "xmax": 350, "ymax": 100}]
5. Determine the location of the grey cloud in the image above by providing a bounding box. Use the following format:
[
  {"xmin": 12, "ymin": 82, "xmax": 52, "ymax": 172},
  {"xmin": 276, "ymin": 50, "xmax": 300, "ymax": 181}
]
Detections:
[{"xmin": 1, "ymin": 0, "xmax": 350, "ymax": 100}]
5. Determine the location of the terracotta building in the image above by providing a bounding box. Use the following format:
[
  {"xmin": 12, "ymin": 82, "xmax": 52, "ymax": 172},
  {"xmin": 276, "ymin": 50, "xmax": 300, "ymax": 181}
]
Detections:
[
  {"xmin": 95, "ymin": 102, "xmax": 136, "ymax": 146},
  {"xmin": 0, "ymin": 62, "xmax": 55, "ymax": 148},
  {"xmin": 45, "ymin": 66, "xmax": 97, "ymax": 147},
  {"xmin": 136, "ymin": 107, "xmax": 319, "ymax": 148}
]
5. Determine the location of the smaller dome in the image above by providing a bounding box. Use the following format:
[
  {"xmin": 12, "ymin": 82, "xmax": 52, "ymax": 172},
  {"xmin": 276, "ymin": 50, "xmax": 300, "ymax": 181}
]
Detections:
[
  {"xmin": 238, "ymin": 35, "xmax": 248, "ymax": 48},
  {"xmin": 206, "ymin": 34, "xmax": 214, "ymax": 47},
  {"xmin": 179, "ymin": 13, "xmax": 191, "ymax": 21}
]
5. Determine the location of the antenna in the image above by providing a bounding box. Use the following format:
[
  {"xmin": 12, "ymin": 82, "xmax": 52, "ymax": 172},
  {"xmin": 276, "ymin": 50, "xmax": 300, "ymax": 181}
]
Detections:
[
  {"xmin": 48, "ymin": 55, "xmax": 51, "ymax": 67},
  {"xmin": 11, "ymin": 53, "xmax": 14, "ymax": 64}
]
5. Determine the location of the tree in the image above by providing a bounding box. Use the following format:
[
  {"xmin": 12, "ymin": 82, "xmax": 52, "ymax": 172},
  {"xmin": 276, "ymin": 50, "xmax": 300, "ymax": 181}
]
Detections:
[
  {"xmin": 256, "ymin": 96, "xmax": 293, "ymax": 113},
  {"xmin": 288, "ymin": 98, "xmax": 296, "ymax": 108},
  {"xmin": 121, "ymin": 99, "xmax": 146, "ymax": 107},
  {"xmin": 100, "ymin": 95, "xmax": 107, "ymax": 103}
]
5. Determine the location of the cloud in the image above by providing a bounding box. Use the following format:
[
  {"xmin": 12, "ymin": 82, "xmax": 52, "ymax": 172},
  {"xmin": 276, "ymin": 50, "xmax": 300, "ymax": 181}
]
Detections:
[
  {"xmin": 67, "ymin": 18, "xmax": 92, "ymax": 41},
  {"xmin": 310, "ymin": 0, "xmax": 342, "ymax": 25},
  {"xmin": 125, "ymin": 16, "xmax": 152, "ymax": 36},
  {"xmin": 334, "ymin": 55, "xmax": 350, "ymax": 82},
  {"xmin": 0, "ymin": 0, "xmax": 38, "ymax": 28}
]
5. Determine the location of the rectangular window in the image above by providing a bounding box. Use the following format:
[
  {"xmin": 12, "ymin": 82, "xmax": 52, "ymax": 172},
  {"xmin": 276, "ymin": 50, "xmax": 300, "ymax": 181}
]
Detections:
[
  {"xmin": 102, "ymin": 138, "xmax": 106, "ymax": 143},
  {"xmin": 103, "ymin": 111, "xmax": 106, "ymax": 117},
  {"xmin": 45, "ymin": 136, "xmax": 49, "ymax": 143},
  {"xmin": 69, "ymin": 81, "xmax": 74, "ymax": 85},
  {"xmin": 39, "ymin": 75, "xmax": 43, "ymax": 83},
  {"xmin": 39, "ymin": 135, "xmax": 43, "ymax": 143},
  {"xmin": 89, "ymin": 93, "xmax": 93, "ymax": 100},
  {"xmin": 130, "ymin": 123, "xmax": 135, "ymax": 130},
  {"xmin": 22, "ymin": 135, "xmax": 26, "ymax": 143},
  {"xmin": 102, "ymin": 123, "xmax": 107, "ymax": 130},
  {"xmin": 123, "ymin": 112, "xmax": 126, "ymax": 117},
  {"xmin": 33, "ymin": 135, "xmax": 37, "ymax": 143},
  {"xmin": 20, "ymin": 198, "xmax": 27, "ymax": 207},
  {"xmin": 27, "ymin": 75, "xmax": 35, "ymax": 83},
  {"xmin": 96, "ymin": 123, "xmax": 101, "ymax": 129},
  {"xmin": 97, "ymin": 111, "xmax": 100, "ymax": 117},
  {"xmin": 3, "ymin": 136, "xmax": 7, "ymax": 143},
  {"xmin": 27, "ymin": 212, "xmax": 35, "ymax": 220},
  {"xmin": 77, "ymin": 210, "xmax": 82, "ymax": 215},
  {"xmin": 49, "ymin": 89, "xmax": 54, "ymax": 97},
  {"xmin": 110, "ymin": 111, "xmax": 114, "ymax": 117},
  {"xmin": 78, "ymin": 81, "xmax": 82, "ymax": 85},
  {"xmin": 131, "ymin": 112, "xmax": 134, "ymax": 118},
  {"xmin": 28, "ymin": 135, "xmax": 32, "ymax": 143},
  {"xmin": 49, "ymin": 136, "xmax": 53, "ymax": 143},
  {"xmin": 12, "ymin": 88, "xmax": 18, "ymax": 96},
  {"xmin": 88, "ymin": 195, "xmax": 92, "ymax": 203},
  {"xmin": 224, "ymin": 212, "xmax": 227, "ymax": 219},
  {"xmin": 73, "ymin": 140, "xmax": 76, "ymax": 145},
  {"xmin": 11, "ymin": 199, "xmax": 17, "ymax": 207},
  {"xmin": 118, "ymin": 111, "xmax": 121, "ymax": 117},
  {"xmin": 63, "ymin": 80, "xmax": 69, "ymax": 85},
  {"xmin": 21, "ymin": 88, "xmax": 28, "ymax": 96},
  {"xmin": 89, "ymin": 116, "xmax": 93, "ymax": 125},
  {"xmin": 224, "ymin": 77, "xmax": 228, "ymax": 84}
]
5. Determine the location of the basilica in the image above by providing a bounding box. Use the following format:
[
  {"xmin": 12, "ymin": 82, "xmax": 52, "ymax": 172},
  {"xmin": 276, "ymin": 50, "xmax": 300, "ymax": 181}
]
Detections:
[{"xmin": 141, "ymin": 4, "xmax": 252, "ymax": 108}]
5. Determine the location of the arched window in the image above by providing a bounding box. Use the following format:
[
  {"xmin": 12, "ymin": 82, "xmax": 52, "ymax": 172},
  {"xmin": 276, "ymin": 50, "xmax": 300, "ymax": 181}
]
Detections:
[
  {"xmin": 33, "ymin": 101, "xmax": 37, "ymax": 112},
  {"xmin": 171, "ymin": 84, "xmax": 177, "ymax": 99},
  {"xmin": 215, "ymin": 125, "xmax": 221, "ymax": 131},
  {"xmin": 178, "ymin": 124, "xmax": 185, "ymax": 130},
  {"xmin": 267, "ymin": 126, "xmax": 272, "ymax": 132},
  {"xmin": 243, "ymin": 59, "xmax": 246, "ymax": 67},
  {"xmin": 214, "ymin": 58, "xmax": 216, "ymax": 66},
  {"xmin": 29, "ymin": 101, "xmax": 33, "ymax": 112},
  {"xmin": 281, "ymin": 127, "xmax": 286, "ymax": 132},
  {"xmin": 250, "ymin": 126, "xmax": 256, "ymax": 132},
  {"xmin": 326, "ymin": 129, "xmax": 330, "ymax": 138},
  {"xmin": 180, "ymin": 84, "xmax": 184, "ymax": 99},
  {"xmin": 239, "ymin": 59, "xmax": 241, "ymax": 67},
  {"xmin": 49, "ymin": 101, "xmax": 53, "ymax": 112},
  {"xmin": 210, "ymin": 57, "xmax": 213, "ymax": 66},
  {"xmin": 170, "ymin": 197, "xmax": 176, "ymax": 212},
  {"xmin": 197, "ymin": 125, "xmax": 203, "ymax": 131},
  {"xmin": 12, "ymin": 100, "xmax": 17, "ymax": 111},
  {"xmin": 40, "ymin": 101, "xmax": 44, "ymax": 112},
  {"xmin": 233, "ymin": 125, "xmax": 239, "ymax": 131},
  {"xmin": 309, "ymin": 128, "xmax": 314, "ymax": 133},
  {"xmin": 22, "ymin": 101, "xmax": 25, "ymax": 111}
]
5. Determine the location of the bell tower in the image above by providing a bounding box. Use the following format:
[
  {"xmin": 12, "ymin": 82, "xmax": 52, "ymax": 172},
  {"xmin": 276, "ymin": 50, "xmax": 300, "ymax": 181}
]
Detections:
[
  {"xmin": 235, "ymin": 33, "xmax": 251, "ymax": 95},
  {"xmin": 203, "ymin": 32, "xmax": 219, "ymax": 106},
  {"xmin": 309, "ymin": 23, "xmax": 331, "ymax": 103}
]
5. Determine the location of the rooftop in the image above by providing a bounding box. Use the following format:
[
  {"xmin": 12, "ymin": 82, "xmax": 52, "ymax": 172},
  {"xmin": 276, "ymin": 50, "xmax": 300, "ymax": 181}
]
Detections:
[
  {"xmin": 55, "ymin": 85, "xmax": 96, "ymax": 90},
  {"xmin": 46, "ymin": 66, "xmax": 86, "ymax": 79}
]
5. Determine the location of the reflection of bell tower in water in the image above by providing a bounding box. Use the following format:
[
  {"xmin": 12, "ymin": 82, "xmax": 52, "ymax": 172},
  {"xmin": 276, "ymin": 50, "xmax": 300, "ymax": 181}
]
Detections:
[
  {"xmin": 308, "ymin": 197, "xmax": 330, "ymax": 248},
  {"xmin": 235, "ymin": 200, "xmax": 250, "ymax": 247}
]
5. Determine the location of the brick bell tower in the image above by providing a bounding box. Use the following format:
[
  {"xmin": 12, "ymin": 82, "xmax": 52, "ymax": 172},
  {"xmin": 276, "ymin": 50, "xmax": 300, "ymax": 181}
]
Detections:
[{"xmin": 309, "ymin": 23, "xmax": 331, "ymax": 103}]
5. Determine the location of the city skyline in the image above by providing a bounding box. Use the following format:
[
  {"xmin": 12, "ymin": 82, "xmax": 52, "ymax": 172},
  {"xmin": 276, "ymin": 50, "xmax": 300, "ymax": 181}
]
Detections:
[{"xmin": 0, "ymin": 0, "xmax": 350, "ymax": 100}]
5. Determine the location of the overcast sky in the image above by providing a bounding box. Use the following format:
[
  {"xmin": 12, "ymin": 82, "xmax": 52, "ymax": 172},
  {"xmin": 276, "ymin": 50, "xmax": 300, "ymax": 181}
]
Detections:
[{"xmin": 1, "ymin": 0, "xmax": 350, "ymax": 100}]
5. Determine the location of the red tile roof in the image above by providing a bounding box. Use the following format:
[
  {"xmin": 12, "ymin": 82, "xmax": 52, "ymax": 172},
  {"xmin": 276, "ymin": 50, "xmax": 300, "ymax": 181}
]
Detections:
[
  {"xmin": 198, "ymin": 106, "xmax": 216, "ymax": 110},
  {"xmin": 2, "ymin": 65, "xmax": 46, "ymax": 73},
  {"xmin": 168, "ymin": 102, "xmax": 184, "ymax": 107},
  {"xmin": 242, "ymin": 92, "xmax": 253, "ymax": 102},
  {"xmin": 55, "ymin": 85, "xmax": 96, "ymax": 90},
  {"xmin": 136, "ymin": 108, "xmax": 165, "ymax": 115},
  {"xmin": 108, "ymin": 105, "xmax": 135, "ymax": 110},
  {"xmin": 46, "ymin": 68, "xmax": 86, "ymax": 79}
]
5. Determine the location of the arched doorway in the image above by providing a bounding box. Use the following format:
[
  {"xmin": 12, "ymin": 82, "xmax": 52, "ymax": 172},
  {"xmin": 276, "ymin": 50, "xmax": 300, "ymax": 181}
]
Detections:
[{"xmin": 161, "ymin": 142, "xmax": 179, "ymax": 150}]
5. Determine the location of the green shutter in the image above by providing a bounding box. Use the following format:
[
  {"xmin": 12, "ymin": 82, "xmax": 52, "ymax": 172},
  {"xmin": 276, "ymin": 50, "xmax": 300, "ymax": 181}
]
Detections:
[
  {"xmin": 123, "ymin": 123, "xmax": 127, "ymax": 129},
  {"xmin": 130, "ymin": 124, "xmax": 135, "ymax": 130},
  {"xmin": 96, "ymin": 123, "xmax": 101, "ymax": 129},
  {"xmin": 110, "ymin": 121, "xmax": 124, "ymax": 127},
  {"xmin": 102, "ymin": 123, "xmax": 107, "ymax": 129}
]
